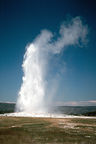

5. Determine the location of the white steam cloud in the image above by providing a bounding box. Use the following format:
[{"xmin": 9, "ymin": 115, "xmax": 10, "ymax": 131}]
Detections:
[{"xmin": 16, "ymin": 17, "xmax": 88, "ymax": 113}]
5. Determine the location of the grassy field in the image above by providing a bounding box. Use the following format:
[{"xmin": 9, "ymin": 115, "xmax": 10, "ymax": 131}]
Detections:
[{"xmin": 0, "ymin": 116, "xmax": 96, "ymax": 144}]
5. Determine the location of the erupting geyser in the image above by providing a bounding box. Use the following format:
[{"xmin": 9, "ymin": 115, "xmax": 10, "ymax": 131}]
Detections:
[
  {"xmin": 16, "ymin": 44, "xmax": 45, "ymax": 113},
  {"xmin": 16, "ymin": 17, "xmax": 88, "ymax": 114}
]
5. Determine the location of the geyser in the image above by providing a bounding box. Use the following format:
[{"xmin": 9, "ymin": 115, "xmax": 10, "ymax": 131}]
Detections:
[
  {"xmin": 16, "ymin": 44, "xmax": 45, "ymax": 113},
  {"xmin": 16, "ymin": 17, "xmax": 88, "ymax": 114}
]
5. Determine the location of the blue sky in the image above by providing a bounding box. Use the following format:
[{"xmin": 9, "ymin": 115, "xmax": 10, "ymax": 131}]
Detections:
[{"xmin": 0, "ymin": 0, "xmax": 96, "ymax": 105}]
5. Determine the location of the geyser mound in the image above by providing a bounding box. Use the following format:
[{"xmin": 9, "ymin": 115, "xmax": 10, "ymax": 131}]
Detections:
[{"xmin": 16, "ymin": 17, "xmax": 88, "ymax": 115}]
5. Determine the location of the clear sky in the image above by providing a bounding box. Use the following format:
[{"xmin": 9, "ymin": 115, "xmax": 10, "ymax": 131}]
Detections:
[{"xmin": 0, "ymin": 0, "xmax": 96, "ymax": 105}]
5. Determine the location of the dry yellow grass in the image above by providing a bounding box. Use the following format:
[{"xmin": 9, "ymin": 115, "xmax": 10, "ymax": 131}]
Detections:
[{"xmin": 0, "ymin": 116, "xmax": 96, "ymax": 144}]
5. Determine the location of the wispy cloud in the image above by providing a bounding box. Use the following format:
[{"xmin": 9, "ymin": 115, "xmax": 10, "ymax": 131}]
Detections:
[
  {"xmin": 54, "ymin": 100, "xmax": 96, "ymax": 106},
  {"xmin": 0, "ymin": 101, "xmax": 16, "ymax": 104}
]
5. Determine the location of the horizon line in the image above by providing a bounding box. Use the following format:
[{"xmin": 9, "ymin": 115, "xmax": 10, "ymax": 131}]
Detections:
[{"xmin": 0, "ymin": 100, "xmax": 96, "ymax": 106}]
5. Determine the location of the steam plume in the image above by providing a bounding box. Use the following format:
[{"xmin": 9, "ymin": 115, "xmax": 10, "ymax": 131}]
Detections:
[{"xmin": 16, "ymin": 17, "xmax": 88, "ymax": 113}]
